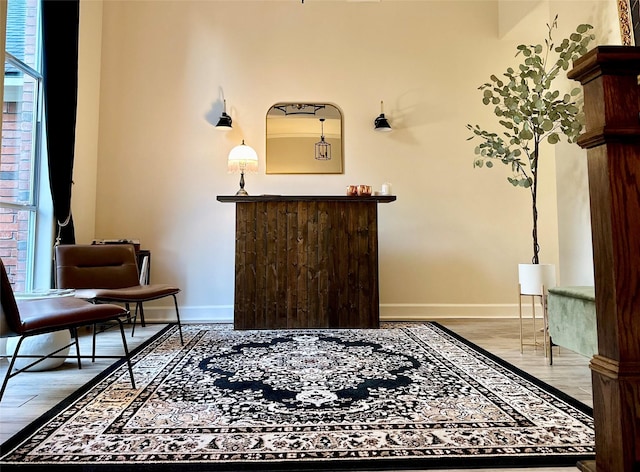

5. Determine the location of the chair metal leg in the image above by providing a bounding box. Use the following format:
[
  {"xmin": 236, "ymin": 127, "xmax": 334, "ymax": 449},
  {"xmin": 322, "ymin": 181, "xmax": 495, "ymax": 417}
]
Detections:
[
  {"xmin": 116, "ymin": 318, "xmax": 136, "ymax": 389},
  {"xmin": 173, "ymin": 294, "xmax": 184, "ymax": 345},
  {"xmin": 72, "ymin": 327, "xmax": 82, "ymax": 369},
  {"xmin": 131, "ymin": 302, "xmax": 144, "ymax": 337},
  {"xmin": 130, "ymin": 306, "xmax": 137, "ymax": 336},
  {"xmin": 0, "ymin": 336, "xmax": 25, "ymax": 401},
  {"xmin": 92, "ymin": 323, "xmax": 98, "ymax": 362},
  {"xmin": 139, "ymin": 303, "xmax": 146, "ymax": 327}
]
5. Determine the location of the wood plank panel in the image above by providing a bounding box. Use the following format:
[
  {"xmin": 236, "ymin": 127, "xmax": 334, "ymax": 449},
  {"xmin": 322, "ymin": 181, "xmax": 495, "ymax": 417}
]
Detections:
[
  {"xmin": 316, "ymin": 202, "xmax": 338, "ymax": 328},
  {"xmin": 307, "ymin": 201, "xmax": 319, "ymax": 327},
  {"xmin": 234, "ymin": 203, "xmax": 248, "ymax": 328},
  {"xmin": 275, "ymin": 202, "xmax": 288, "ymax": 328},
  {"xmin": 356, "ymin": 204, "xmax": 370, "ymax": 328},
  {"xmin": 340, "ymin": 202, "xmax": 354, "ymax": 327},
  {"xmin": 286, "ymin": 201, "xmax": 298, "ymax": 328},
  {"xmin": 265, "ymin": 202, "xmax": 278, "ymax": 329},
  {"xmin": 255, "ymin": 202, "xmax": 267, "ymax": 329},
  {"xmin": 367, "ymin": 203, "xmax": 380, "ymax": 323},
  {"xmin": 246, "ymin": 202, "xmax": 258, "ymax": 329},
  {"xmin": 296, "ymin": 201, "xmax": 309, "ymax": 328}
]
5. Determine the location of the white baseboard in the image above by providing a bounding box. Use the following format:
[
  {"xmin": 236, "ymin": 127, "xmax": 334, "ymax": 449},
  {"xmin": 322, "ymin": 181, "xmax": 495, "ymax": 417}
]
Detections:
[
  {"xmin": 135, "ymin": 302, "xmax": 545, "ymax": 324},
  {"xmin": 380, "ymin": 303, "xmax": 543, "ymax": 319},
  {"xmin": 140, "ymin": 305, "xmax": 234, "ymax": 324}
]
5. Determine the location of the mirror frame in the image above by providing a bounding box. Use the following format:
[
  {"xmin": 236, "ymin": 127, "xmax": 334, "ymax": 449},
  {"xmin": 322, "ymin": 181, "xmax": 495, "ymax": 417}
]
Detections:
[{"xmin": 265, "ymin": 103, "xmax": 343, "ymax": 174}]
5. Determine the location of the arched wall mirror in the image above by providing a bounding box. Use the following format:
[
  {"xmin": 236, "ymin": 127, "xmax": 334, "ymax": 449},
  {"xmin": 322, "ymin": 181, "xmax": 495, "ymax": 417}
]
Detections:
[{"xmin": 266, "ymin": 103, "xmax": 343, "ymax": 174}]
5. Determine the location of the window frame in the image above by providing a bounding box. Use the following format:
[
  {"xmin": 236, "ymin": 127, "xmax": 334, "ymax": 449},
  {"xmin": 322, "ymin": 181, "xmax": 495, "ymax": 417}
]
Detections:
[{"xmin": 1, "ymin": 0, "xmax": 52, "ymax": 292}]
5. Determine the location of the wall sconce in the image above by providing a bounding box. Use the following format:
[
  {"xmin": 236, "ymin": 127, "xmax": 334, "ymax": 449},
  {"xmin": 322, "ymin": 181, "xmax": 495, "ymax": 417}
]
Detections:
[
  {"xmin": 228, "ymin": 140, "xmax": 258, "ymax": 196},
  {"xmin": 374, "ymin": 100, "xmax": 392, "ymax": 132},
  {"xmin": 215, "ymin": 99, "xmax": 233, "ymax": 130}
]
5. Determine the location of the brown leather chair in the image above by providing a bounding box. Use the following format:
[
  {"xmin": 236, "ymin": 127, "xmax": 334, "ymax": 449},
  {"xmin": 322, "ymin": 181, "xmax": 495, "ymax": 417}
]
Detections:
[
  {"xmin": 0, "ymin": 258, "xmax": 135, "ymax": 401},
  {"xmin": 54, "ymin": 244, "xmax": 183, "ymax": 345}
]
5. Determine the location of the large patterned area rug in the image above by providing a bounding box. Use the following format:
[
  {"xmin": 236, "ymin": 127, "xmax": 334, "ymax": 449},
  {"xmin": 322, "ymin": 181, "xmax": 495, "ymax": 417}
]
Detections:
[{"xmin": 0, "ymin": 322, "xmax": 594, "ymax": 471}]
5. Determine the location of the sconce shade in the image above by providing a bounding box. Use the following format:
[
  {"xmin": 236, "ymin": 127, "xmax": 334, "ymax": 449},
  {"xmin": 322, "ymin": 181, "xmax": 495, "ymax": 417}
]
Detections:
[
  {"xmin": 215, "ymin": 113, "xmax": 232, "ymax": 129},
  {"xmin": 215, "ymin": 99, "xmax": 233, "ymax": 130},
  {"xmin": 374, "ymin": 100, "xmax": 392, "ymax": 132},
  {"xmin": 228, "ymin": 140, "xmax": 258, "ymax": 196},
  {"xmin": 374, "ymin": 113, "xmax": 392, "ymax": 131}
]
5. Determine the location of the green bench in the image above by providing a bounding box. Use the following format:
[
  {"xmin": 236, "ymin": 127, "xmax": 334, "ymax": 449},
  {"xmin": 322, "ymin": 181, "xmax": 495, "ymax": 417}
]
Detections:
[{"xmin": 547, "ymin": 286, "xmax": 597, "ymax": 362}]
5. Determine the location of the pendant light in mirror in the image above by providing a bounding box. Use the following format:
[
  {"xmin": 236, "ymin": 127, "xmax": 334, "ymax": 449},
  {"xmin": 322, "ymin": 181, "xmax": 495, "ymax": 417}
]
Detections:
[{"xmin": 315, "ymin": 118, "xmax": 331, "ymax": 160}]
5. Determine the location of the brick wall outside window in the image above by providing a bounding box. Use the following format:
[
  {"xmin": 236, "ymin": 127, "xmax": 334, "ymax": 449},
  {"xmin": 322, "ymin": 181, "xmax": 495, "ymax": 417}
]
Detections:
[{"xmin": 1, "ymin": 94, "xmax": 35, "ymax": 293}]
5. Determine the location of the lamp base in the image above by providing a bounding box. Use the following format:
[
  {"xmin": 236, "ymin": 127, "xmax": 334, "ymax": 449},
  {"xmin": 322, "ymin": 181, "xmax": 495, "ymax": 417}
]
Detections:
[{"xmin": 235, "ymin": 171, "xmax": 249, "ymax": 196}]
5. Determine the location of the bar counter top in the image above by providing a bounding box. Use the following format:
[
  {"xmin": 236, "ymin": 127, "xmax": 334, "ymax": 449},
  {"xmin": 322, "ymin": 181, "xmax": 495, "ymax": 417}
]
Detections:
[{"xmin": 217, "ymin": 195, "xmax": 396, "ymax": 203}]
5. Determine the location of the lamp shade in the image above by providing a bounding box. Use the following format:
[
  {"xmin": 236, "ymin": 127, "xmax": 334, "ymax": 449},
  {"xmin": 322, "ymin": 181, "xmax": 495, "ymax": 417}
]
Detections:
[{"xmin": 228, "ymin": 140, "xmax": 258, "ymax": 173}]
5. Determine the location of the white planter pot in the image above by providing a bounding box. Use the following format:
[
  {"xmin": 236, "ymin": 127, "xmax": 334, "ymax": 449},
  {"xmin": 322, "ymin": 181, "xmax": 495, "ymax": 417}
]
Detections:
[{"xmin": 518, "ymin": 263, "xmax": 557, "ymax": 296}]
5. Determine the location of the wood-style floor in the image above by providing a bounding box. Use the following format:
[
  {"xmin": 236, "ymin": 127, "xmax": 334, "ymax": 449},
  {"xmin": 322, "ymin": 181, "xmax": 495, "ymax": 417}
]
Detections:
[{"xmin": 0, "ymin": 318, "xmax": 593, "ymax": 471}]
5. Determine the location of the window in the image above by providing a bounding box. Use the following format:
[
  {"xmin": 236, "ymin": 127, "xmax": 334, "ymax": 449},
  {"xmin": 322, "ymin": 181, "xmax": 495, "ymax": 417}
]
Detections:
[{"xmin": 1, "ymin": 0, "xmax": 50, "ymax": 292}]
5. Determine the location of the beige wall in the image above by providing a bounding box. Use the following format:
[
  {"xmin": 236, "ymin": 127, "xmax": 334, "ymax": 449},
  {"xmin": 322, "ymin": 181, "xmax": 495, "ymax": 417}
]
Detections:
[
  {"xmin": 73, "ymin": 0, "xmax": 620, "ymax": 322},
  {"xmin": 74, "ymin": 0, "xmax": 103, "ymax": 246}
]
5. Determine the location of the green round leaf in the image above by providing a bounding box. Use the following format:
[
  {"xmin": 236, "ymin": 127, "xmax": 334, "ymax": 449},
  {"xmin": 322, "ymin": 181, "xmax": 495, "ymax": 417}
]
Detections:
[{"xmin": 519, "ymin": 129, "xmax": 534, "ymax": 140}]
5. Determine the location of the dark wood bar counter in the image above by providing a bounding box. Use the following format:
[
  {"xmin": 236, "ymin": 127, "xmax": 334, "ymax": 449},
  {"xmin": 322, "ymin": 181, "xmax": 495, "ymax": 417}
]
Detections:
[{"xmin": 217, "ymin": 195, "xmax": 396, "ymax": 329}]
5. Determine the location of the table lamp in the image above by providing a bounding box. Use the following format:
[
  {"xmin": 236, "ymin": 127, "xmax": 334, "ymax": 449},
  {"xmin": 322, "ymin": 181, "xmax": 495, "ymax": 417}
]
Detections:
[{"xmin": 228, "ymin": 140, "xmax": 258, "ymax": 196}]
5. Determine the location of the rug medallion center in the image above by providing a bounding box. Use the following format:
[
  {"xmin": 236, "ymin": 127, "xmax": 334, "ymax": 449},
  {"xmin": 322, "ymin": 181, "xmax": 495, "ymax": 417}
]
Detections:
[{"xmin": 198, "ymin": 334, "xmax": 420, "ymax": 409}]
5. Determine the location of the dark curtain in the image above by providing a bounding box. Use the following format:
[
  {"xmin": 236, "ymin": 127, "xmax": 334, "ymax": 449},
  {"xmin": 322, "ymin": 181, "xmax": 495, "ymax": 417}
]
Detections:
[{"xmin": 41, "ymin": 0, "xmax": 80, "ymax": 244}]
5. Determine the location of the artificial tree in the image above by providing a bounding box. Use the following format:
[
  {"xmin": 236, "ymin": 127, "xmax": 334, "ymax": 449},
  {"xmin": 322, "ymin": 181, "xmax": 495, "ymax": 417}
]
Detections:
[{"xmin": 467, "ymin": 16, "xmax": 595, "ymax": 264}]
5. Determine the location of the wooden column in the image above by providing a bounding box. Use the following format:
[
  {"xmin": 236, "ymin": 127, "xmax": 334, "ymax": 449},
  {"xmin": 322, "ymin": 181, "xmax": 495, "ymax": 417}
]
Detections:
[{"xmin": 568, "ymin": 46, "xmax": 640, "ymax": 472}]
